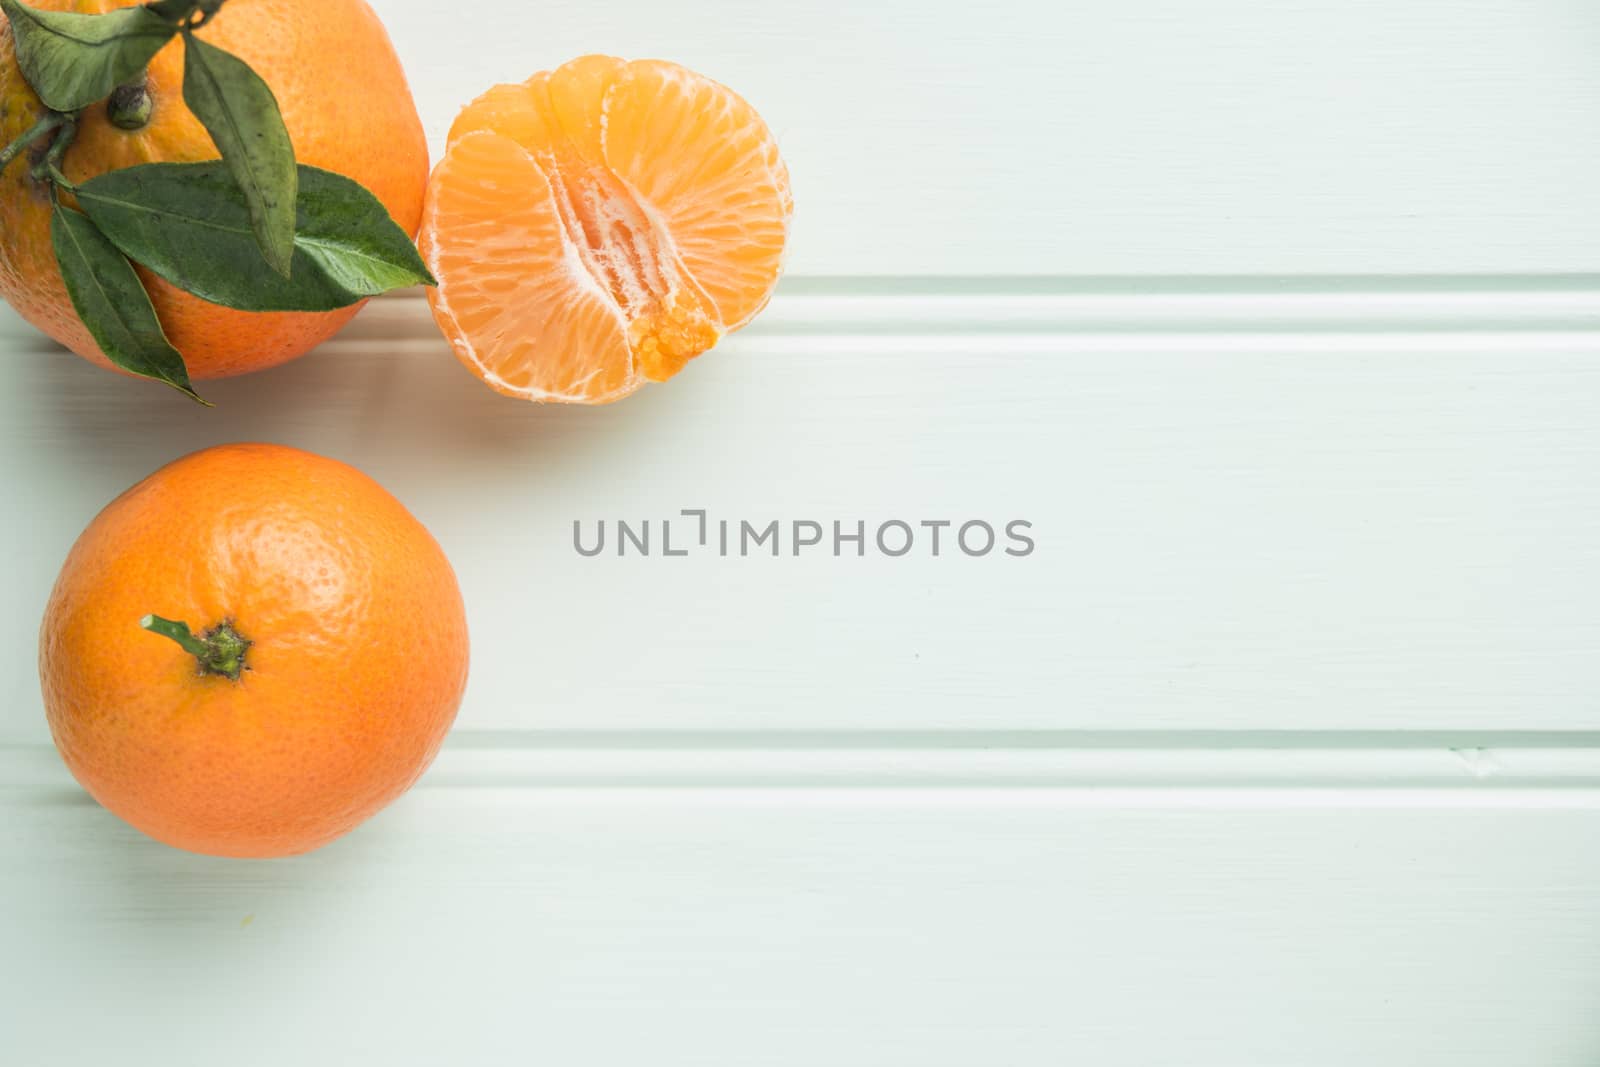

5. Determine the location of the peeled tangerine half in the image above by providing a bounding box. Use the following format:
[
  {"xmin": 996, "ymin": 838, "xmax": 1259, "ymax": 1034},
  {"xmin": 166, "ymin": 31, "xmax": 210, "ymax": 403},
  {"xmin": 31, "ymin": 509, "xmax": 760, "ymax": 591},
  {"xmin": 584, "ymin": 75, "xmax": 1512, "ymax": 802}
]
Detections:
[{"xmin": 419, "ymin": 56, "xmax": 794, "ymax": 403}]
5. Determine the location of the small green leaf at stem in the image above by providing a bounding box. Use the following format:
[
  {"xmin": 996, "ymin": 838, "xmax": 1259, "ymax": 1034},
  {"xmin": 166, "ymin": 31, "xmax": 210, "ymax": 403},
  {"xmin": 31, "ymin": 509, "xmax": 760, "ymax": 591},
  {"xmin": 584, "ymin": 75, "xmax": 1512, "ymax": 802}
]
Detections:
[
  {"xmin": 50, "ymin": 201, "xmax": 206, "ymax": 404},
  {"xmin": 0, "ymin": 0, "xmax": 176, "ymax": 112},
  {"xmin": 181, "ymin": 34, "xmax": 296, "ymax": 277},
  {"xmin": 75, "ymin": 162, "xmax": 435, "ymax": 313}
]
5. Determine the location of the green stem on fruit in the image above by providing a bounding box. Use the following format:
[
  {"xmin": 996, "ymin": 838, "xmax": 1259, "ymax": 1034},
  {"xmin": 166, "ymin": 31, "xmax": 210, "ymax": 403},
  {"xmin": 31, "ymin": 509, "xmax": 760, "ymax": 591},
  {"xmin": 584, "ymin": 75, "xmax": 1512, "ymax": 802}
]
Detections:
[
  {"xmin": 140, "ymin": 614, "xmax": 251, "ymax": 681},
  {"xmin": 0, "ymin": 111, "xmax": 67, "ymax": 177},
  {"xmin": 29, "ymin": 118, "xmax": 76, "ymax": 188},
  {"xmin": 107, "ymin": 80, "xmax": 153, "ymax": 131},
  {"xmin": 41, "ymin": 163, "xmax": 74, "ymax": 189}
]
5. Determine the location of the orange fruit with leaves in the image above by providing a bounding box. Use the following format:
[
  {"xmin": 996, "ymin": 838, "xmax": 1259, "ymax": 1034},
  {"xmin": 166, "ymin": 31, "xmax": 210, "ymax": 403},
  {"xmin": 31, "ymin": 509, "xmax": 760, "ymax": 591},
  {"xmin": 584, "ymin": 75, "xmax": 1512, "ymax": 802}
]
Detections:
[
  {"xmin": 40, "ymin": 443, "xmax": 469, "ymax": 858},
  {"xmin": 0, "ymin": 0, "xmax": 428, "ymax": 380},
  {"xmin": 420, "ymin": 55, "xmax": 793, "ymax": 403}
]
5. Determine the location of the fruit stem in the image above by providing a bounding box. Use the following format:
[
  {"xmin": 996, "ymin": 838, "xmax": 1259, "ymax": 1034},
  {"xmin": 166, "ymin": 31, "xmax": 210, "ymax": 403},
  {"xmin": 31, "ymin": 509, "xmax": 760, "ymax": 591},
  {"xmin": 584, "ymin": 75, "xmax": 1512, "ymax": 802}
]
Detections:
[
  {"xmin": 29, "ymin": 119, "xmax": 76, "ymax": 188},
  {"xmin": 140, "ymin": 615, "xmax": 251, "ymax": 681},
  {"xmin": 107, "ymin": 81, "xmax": 154, "ymax": 131},
  {"xmin": 0, "ymin": 112, "xmax": 67, "ymax": 178}
]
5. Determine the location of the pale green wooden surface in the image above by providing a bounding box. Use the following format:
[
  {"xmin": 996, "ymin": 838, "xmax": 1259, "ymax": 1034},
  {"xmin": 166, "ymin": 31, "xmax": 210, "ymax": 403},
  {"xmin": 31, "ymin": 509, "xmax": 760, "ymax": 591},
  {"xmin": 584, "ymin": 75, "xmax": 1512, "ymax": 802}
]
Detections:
[
  {"xmin": 384, "ymin": 0, "xmax": 1600, "ymax": 277},
  {"xmin": 2, "ymin": 285, "xmax": 1598, "ymax": 740},
  {"xmin": 5, "ymin": 1, "xmax": 1600, "ymax": 1063}
]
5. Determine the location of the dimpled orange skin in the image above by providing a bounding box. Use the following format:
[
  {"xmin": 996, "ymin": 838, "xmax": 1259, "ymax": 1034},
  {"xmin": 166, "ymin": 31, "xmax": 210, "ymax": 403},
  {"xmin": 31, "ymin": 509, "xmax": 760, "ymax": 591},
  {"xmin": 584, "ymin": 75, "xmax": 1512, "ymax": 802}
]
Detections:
[
  {"xmin": 40, "ymin": 444, "xmax": 469, "ymax": 858},
  {"xmin": 0, "ymin": 0, "xmax": 428, "ymax": 379}
]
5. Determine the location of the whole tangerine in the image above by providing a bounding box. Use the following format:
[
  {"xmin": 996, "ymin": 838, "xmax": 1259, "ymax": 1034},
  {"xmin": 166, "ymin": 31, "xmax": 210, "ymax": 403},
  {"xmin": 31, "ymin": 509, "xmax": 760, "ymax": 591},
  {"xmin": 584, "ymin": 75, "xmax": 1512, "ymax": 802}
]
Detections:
[
  {"xmin": 39, "ymin": 443, "xmax": 469, "ymax": 858},
  {"xmin": 0, "ymin": 0, "xmax": 429, "ymax": 380}
]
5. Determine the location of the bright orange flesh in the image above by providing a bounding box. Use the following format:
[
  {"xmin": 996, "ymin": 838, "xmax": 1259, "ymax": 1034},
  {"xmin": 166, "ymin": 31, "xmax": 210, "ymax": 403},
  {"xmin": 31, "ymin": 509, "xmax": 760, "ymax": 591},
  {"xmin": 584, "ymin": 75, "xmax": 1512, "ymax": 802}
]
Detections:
[
  {"xmin": 39, "ymin": 444, "xmax": 470, "ymax": 858},
  {"xmin": 0, "ymin": 0, "xmax": 429, "ymax": 380},
  {"xmin": 419, "ymin": 56, "xmax": 793, "ymax": 404}
]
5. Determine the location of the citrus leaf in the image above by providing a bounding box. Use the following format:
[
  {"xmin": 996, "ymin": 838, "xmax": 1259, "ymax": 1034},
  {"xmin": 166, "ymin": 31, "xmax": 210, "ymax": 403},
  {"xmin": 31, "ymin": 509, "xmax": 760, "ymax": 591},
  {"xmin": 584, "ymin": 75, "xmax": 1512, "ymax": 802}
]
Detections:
[
  {"xmin": 143, "ymin": 1, "xmax": 203, "ymax": 20},
  {"xmin": 50, "ymin": 201, "xmax": 205, "ymax": 404},
  {"xmin": 0, "ymin": 0, "xmax": 175, "ymax": 111},
  {"xmin": 74, "ymin": 162, "xmax": 434, "ymax": 312},
  {"xmin": 182, "ymin": 34, "xmax": 296, "ymax": 277}
]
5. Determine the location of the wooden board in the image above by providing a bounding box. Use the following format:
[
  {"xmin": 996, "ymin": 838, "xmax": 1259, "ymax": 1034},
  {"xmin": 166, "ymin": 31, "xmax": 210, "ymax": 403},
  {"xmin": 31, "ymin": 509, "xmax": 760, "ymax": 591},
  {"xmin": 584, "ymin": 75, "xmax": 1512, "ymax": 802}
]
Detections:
[
  {"xmin": 2, "ymin": 283, "xmax": 1597, "ymax": 736},
  {"xmin": 4, "ymin": 1, "xmax": 1600, "ymax": 1062}
]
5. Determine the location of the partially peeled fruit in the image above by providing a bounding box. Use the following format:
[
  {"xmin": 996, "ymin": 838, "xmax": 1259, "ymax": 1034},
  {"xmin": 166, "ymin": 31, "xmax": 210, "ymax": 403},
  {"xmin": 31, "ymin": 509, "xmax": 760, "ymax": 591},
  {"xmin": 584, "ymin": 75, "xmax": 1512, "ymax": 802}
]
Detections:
[{"xmin": 419, "ymin": 55, "xmax": 793, "ymax": 404}]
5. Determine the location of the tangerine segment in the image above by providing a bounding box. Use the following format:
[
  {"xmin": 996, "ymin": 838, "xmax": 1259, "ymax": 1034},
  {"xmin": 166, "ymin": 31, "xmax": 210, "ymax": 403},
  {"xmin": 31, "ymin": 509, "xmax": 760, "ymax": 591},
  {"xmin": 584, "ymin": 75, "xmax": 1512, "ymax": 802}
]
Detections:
[
  {"xmin": 422, "ymin": 131, "xmax": 637, "ymax": 402},
  {"xmin": 421, "ymin": 56, "xmax": 793, "ymax": 404},
  {"xmin": 603, "ymin": 60, "xmax": 793, "ymax": 331}
]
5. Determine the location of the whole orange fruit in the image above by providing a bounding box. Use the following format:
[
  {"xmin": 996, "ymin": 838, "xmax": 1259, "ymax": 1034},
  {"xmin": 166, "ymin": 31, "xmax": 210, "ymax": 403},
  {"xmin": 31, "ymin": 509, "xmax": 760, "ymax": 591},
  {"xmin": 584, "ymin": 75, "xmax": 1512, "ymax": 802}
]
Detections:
[
  {"xmin": 0, "ymin": 0, "xmax": 428, "ymax": 380},
  {"xmin": 40, "ymin": 443, "xmax": 469, "ymax": 858}
]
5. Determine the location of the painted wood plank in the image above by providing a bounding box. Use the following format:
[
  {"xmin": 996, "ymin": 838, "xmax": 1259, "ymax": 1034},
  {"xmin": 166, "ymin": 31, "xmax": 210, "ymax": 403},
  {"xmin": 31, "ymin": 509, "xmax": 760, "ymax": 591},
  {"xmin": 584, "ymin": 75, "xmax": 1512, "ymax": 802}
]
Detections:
[
  {"xmin": 378, "ymin": 0, "xmax": 1600, "ymax": 275},
  {"xmin": 2, "ymin": 283, "xmax": 1597, "ymax": 737},
  {"xmin": 6, "ymin": 776, "xmax": 1600, "ymax": 1066},
  {"xmin": 10, "ymin": 735, "xmax": 1600, "ymax": 790}
]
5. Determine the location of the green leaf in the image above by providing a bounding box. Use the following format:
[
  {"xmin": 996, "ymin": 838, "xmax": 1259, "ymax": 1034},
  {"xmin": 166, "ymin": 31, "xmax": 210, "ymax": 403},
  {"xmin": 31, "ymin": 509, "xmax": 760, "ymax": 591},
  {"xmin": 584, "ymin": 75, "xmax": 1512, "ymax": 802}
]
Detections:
[
  {"xmin": 0, "ymin": 0, "xmax": 175, "ymax": 111},
  {"xmin": 50, "ymin": 201, "xmax": 205, "ymax": 404},
  {"xmin": 181, "ymin": 34, "xmax": 296, "ymax": 277},
  {"xmin": 144, "ymin": 1, "xmax": 203, "ymax": 20},
  {"xmin": 74, "ymin": 162, "xmax": 435, "ymax": 312}
]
